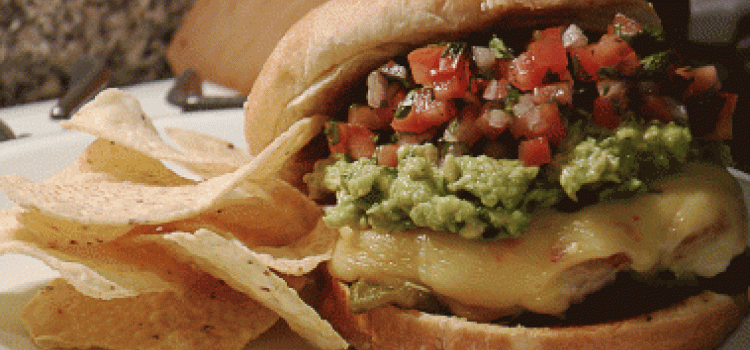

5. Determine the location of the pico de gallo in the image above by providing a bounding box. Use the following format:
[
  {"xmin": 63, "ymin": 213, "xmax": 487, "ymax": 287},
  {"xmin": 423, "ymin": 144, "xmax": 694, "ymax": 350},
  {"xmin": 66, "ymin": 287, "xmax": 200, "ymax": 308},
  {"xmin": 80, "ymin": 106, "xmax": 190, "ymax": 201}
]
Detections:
[{"xmin": 308, "ymin": 13, "xmax": 738, "ymax": 240}]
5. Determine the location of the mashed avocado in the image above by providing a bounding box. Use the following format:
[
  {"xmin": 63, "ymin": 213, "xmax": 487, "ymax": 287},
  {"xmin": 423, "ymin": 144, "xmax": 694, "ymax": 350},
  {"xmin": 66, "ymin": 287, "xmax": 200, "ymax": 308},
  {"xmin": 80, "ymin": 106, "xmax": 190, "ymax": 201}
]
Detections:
[
  {"xmin": 318, "ymin": 119, "xmax": 693, "ymax": 240},
  {"xmin": 322, "ymin": 144, "xmax": 557, "ymax": 240},
  {"xmin": 557, "ymin": 119, "xmax": 692, "ymax": 200}
]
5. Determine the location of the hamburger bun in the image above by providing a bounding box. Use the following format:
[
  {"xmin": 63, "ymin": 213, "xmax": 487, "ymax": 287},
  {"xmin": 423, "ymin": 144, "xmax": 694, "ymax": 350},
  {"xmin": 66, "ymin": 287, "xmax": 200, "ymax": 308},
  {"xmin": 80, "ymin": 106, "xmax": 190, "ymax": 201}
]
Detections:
[
  {"xmin": 243, "ymin": 0, "xmax": 660, "ymax": 154},
  {"xmin": 316, "ymin": 269, "xmax": 748, "ymax": 350}
]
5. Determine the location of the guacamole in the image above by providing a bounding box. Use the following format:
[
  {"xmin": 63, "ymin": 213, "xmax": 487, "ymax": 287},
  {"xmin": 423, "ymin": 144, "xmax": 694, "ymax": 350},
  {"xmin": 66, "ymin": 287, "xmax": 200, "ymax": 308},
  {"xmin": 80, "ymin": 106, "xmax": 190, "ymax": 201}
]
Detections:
[
  {"xmin": 319, "ymin": 118, "xmax": 693, "ymax": 240},
  {"xmin": 323, "ymin": 144, "xmax": 553, "ymax": 239},
  {"xmin": 558, "ymin": 119, "xmax": 692, "ymax": 200}
]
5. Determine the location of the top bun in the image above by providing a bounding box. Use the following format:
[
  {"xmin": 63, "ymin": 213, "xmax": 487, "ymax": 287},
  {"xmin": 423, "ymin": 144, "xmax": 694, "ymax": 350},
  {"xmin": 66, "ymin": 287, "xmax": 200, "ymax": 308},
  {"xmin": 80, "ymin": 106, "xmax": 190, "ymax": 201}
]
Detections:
[{"xmin": 243, "ymin": 0, "xmax": 660, "ymax": 154}]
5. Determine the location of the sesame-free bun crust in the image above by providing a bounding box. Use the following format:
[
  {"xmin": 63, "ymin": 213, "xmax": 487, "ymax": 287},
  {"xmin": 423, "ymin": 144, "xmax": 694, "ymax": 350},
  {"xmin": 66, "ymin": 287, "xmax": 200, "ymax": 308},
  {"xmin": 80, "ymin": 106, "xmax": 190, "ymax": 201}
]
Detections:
[
  {"xmin": 243, "ymin": 0, "xmax": 660, "ymax": 154},
  {"xmin": 316, "ymin": 272, "xmax": 748, "ymax": 350}
]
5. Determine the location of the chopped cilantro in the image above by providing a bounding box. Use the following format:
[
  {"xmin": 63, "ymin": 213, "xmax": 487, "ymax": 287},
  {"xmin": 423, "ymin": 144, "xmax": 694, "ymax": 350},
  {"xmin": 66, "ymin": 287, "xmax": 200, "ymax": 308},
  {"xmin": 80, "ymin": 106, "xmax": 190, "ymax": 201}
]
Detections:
[
  {"xmin": 597, "ymin": 66, "xmax": 620, "ymax": 80},
  {"xmin": 443, "ymin": 42, "xmax": 467, "ymax": 57},
  {"xmin": 489, "ymin": 37, "xmax": 513, "ymax": 60},
  {"xmin": 640, "ymin": 50, "xmax": 674, "ymax": 77},
  {"xmin": 325, "ymin": 121, "xmax": 341, "ymax": 145},
  {"xmin": 394, "ymin": 90, "xmax": 416, "ymax": 119},
  {"xmin": 571, "ymin": 55, "xmax": 594, "ymax": 81},
  {"xmin": 503, "ymin": 86, "xmax": 522, "ymax": 114}
]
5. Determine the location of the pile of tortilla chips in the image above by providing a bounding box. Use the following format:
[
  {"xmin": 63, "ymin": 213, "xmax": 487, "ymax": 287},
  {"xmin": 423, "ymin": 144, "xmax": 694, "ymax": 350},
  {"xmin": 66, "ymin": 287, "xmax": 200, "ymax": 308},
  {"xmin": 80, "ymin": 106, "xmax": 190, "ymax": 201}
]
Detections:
[{"xmin": 0, "ymin": 89, "xmax": 348, "ymax": 350}]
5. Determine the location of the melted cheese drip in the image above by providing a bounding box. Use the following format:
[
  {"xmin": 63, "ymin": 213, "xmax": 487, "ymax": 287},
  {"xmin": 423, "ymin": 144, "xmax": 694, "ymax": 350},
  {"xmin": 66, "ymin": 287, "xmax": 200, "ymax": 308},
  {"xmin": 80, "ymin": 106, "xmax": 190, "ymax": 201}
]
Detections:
[{"xmin": 329, "ymin": 164, "xmax": 748, "ymax": 316}]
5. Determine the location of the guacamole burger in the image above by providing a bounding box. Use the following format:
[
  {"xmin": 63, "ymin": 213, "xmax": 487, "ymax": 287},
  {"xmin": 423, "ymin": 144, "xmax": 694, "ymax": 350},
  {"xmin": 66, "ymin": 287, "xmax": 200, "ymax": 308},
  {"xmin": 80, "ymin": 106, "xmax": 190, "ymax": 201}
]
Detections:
[{"xmin": 243, "ymin": 0, "xmax": 749, "ymax": 349}]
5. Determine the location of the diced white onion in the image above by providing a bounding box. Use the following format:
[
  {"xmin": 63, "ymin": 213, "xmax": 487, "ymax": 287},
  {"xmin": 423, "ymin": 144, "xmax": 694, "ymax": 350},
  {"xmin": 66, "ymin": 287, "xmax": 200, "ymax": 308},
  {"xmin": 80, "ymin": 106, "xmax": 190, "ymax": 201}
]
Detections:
[
  {"xmin": 663, "ymin": 96, "xmax": 689, "ymax": 122},
  {"xmin": 379, "ymin": 61, "xmax": 409, "ymax": 80},
  {"xmin": 472, "ymin": 46, "xmax": 496, "ymax": 71},
  {"xmin": 596, "ymin": 80, "xmax": 627, "ymax": 99},
  {"xmin": 512, "ymin": 94, "xmax": 535, "ymax": 117},
  {"xmin": 367, "ymin": 70, "xmax": 388, "ymax": 108},
  {"xmin": 563, "ymin": 24, "xmax": 588, "ymax": 49}
]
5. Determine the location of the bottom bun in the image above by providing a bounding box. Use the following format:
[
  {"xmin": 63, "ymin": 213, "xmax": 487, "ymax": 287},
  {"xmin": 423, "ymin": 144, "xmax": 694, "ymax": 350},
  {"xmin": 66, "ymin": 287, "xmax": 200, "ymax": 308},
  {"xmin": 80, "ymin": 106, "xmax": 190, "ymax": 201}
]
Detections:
[{"xmin": 315, "ymin": 268, "xmax": 748, "ymax": 350}]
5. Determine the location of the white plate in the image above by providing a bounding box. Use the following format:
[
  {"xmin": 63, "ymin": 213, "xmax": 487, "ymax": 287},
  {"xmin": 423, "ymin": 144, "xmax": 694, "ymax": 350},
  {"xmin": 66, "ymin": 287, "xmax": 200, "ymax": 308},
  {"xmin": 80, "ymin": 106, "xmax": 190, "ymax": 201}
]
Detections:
[{"xmin": 0, "ymin": 110, "xmax": 748, "ymax": 350}]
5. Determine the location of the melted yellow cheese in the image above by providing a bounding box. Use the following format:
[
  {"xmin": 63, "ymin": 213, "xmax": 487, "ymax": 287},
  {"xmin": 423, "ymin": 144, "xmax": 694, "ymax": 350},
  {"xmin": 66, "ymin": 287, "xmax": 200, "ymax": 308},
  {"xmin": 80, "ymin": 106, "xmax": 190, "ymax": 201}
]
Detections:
[{"xmin": 328, "ymin": 163, "xmax": 748, "ymax": 316}]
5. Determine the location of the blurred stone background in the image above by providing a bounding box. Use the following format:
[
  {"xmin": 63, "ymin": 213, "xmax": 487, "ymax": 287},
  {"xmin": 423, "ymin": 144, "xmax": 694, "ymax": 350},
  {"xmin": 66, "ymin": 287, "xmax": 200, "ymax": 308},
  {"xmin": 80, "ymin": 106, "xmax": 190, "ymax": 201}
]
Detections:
[{"xmin": 0, "ymin": 0, "xmax": 195, "ymax": 107}]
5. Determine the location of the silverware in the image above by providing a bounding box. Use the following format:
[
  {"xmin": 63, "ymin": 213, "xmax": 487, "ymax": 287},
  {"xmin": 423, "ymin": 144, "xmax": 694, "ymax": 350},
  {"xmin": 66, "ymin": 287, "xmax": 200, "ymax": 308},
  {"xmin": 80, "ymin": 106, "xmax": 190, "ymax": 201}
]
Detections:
[
  {"xmin": 166, "ymin": 69, "xmax": 245, "ymax": 111},
  {"xmin": 0, "ymin": 118, "xmax": 16, "ymax": 142},
  {"xmin": 50, "ymin": 56, "xmax": 111, "ymax": 120}
]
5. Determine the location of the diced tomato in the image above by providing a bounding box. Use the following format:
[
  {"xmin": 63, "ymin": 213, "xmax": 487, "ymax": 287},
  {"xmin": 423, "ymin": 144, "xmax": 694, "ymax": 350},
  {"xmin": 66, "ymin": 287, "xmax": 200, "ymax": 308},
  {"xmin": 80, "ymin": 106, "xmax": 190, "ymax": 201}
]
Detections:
[
  {"xmin": 617, "ymin": 51, "xmax": 641, "ymax": 76},
  {"xmin": 470, "ymin": 76, "xmax": 491, "ymax": 95},
  {"xmin": 376, "ymin": 144, "xmax": 400, "ymax": 167},
  {"xmin": 408, "ymin": 46, "xmax": 446, "ymax": 84},
  {"xmin": 508, "ymin": 28, "xmax": 569, "ymax": 91},
  {"xmin": 529, "ymin": 27, "xmax": 569, "ymax": 76},
  {"xmin": 639, "ymin": 95, "xmax": 677, "ymax": 123},
  {"xmin": 492, "ymin": 59, "xmax": 512, "ymax": 79},
  {"xmin": 569, "ymin": 46, "xmax": 600, "ymax": 81},
  {"xmin": 396, "ymin": 132, "xmax": 434, "ymax": 146},
  {"xmin": 325, "ymin": 122, "xmax": 377, "ymax": 159},
  {"xmin": 590, "ymin": 34, "xmax": 636, "ymax": 71},
  {"xmin": 437, "ymin": 46, "xmax": 468, "ymax": 78},
  {"xmin": 377, "ymin": 87, "xmax": 407, "ymax": 124},
  {"xmin": 325, "ymin": 122, "xmax": 349, "ymax": 155},
  {"xmin": 607, "ymin": 13, "xmax": 643, "ymax": 36},
  {"xmin": 675, "ymin": 66, "xmax": 721, "ymax": 100},
  {"xmin": 508, "ymin": 52, "xmax": 546, "ymax": 91},
  {"xmin": 349, "ymin": 134, "xmax": 378, "ymax": 159},
  {"xmin": 407, "ymin": 45, "xmax": 470, "ymax": 100},
  {"xmin": 477, "ymin": 103, "xmax": 513, "ymax": 139},
  {"xmin": 431, "ymin": 73, "xmax": 470, "ymax": 100},
  {"xmin": 511, "ymin": 102, "xmax": 566, "ymax": 145},
  {"xmin": 444, "ymin": 103, "xmax": 484, "ymax": 146},
  {"xmin": 391, "ymin": 88, "xmax": 456, "ymax": 133},
  {"xmin": 532, "ymin": 81, "xmax": 573, "ymax": 105},
  {"xmin": 483, "ymin": 78, "xmax": 513, "ymax": 100},
  {"xmin": 348, "ymin": 105, "xmax": 391, "ymax": 130},
  {"xmin": 519, "ymin": 137, "xmax": 552, "ymax": 167},
  {"xmin": 592, "ymin": 97, "xmax": 620, "ymax": 129},
  {"xmin": 707, "ymin": 92, "xmax": 737, "ymax": 140}
]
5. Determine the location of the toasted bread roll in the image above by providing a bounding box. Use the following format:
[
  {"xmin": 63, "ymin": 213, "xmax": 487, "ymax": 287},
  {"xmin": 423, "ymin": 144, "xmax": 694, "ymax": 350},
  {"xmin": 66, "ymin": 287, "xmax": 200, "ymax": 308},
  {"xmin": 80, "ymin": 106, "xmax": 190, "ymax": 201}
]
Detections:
[
  {"xmin": 243, "ymin": 0, "xmax": 660, "ymax": 154},
  {"xmin": 317, "ymin": 272, "xmax": 748, "ymax": 350}
]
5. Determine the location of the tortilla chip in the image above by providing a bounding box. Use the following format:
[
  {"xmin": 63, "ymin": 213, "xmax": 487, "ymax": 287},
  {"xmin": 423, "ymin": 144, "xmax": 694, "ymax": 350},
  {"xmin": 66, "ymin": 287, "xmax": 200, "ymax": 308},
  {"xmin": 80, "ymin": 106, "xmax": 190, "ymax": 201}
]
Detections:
[
  {"xmin": 2, "ymin": 175, "xmax": 321, "ymax": 248},
  {"xmin": 156, "ymin": 229, "xmax": 348, "ymax": 350},
  {"xmin": 47, "ymin": 138, "xmax": 195, "ymax": 186},
  {"xmin": 224, "ymin": 179, "xmax": 323, "ymax": 245},
  {"xmin": 240, "ymin": 114, "xmax": 326, "ymax": 179},
  {"xmin": 0, "ymin": 173, "xmax": 247, "ymax": 227},
  {"xmin": 22, "ymin": 277, "xmax": 278, "ymax": 350},
  {"xmin": 60, "ymin": 89, "xmax": 220, "ymax": 167},
  {"xmin": 1, "ymin": 208, "xmax": 177, "ymax": 299},
  {"xmin": 164, "ymin": 127, "xmax": 252, "ymax": 177},
  {"xmin": 249, "ymin": 218, "xmax": 338, "ymax": 276},
  {"xmin": 14, "ymin": 209, "xmax": 133, "ymax": 247},
  {"xmin": 7, "ymin": 136, "xmax": 195, "ymax": 246},
  {"xmin": 1, "ymin": 115, "xmax": 325, "ymax": 230}
]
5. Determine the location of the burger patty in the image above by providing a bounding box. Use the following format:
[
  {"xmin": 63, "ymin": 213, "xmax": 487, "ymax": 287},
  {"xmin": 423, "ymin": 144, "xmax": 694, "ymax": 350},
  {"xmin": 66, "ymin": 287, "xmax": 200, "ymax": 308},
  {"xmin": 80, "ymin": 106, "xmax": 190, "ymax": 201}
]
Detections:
[{"xmin": 505, "ymin": 250, "xmax": 749, "ymax": 327}]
